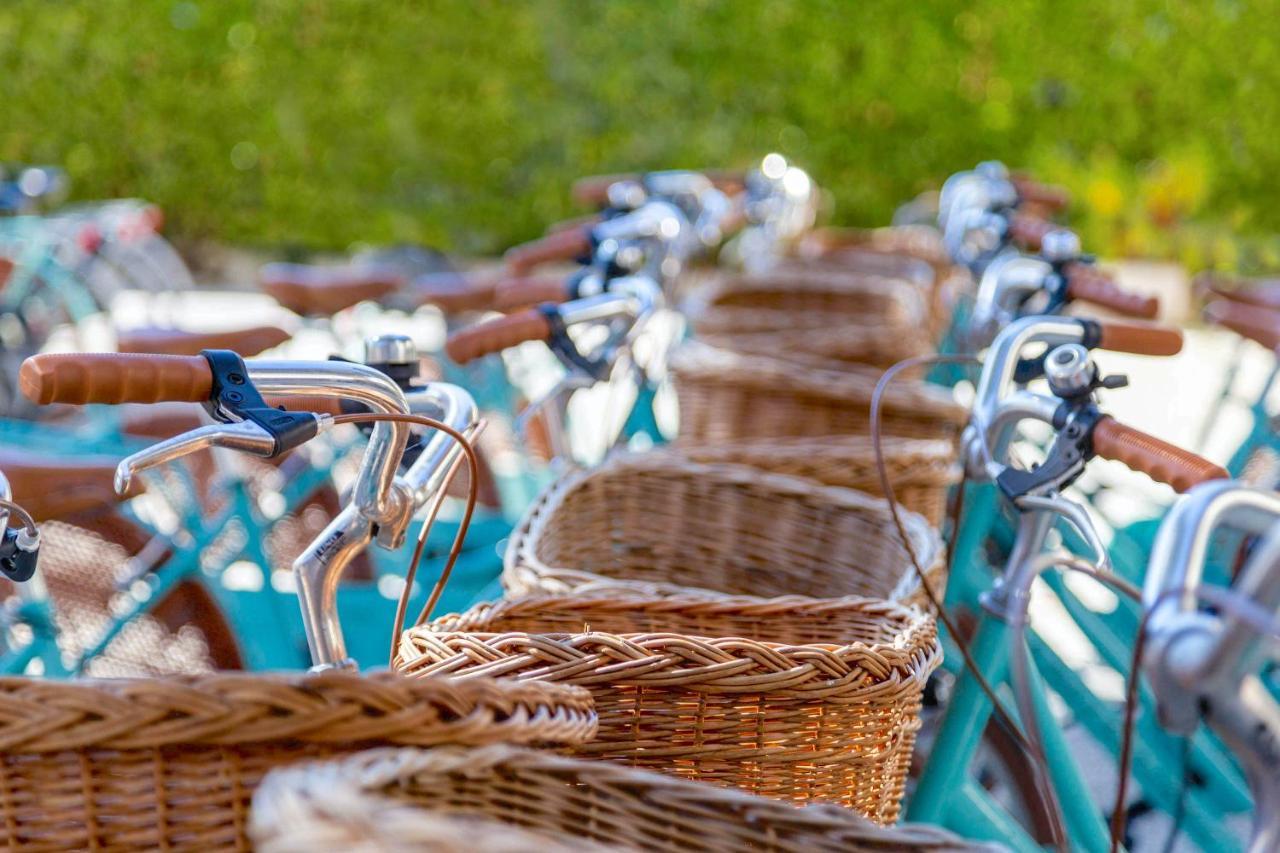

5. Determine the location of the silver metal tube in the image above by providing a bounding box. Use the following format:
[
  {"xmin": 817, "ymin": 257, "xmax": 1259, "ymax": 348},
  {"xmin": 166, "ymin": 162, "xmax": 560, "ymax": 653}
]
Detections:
[
  {"xmin": 970, "ymin": 255, "xmax": 1053, "ymax": 348},
  {"xmin": 247, "ymin": 360, "xmax": 409, "ymax": 523},
  {"xmin": 402, "ymin": 382, "xmax": 479, "ymax": 506},
  {"xmin": 1144, "ymin": 481, "xmax": 1280, "ymax": 634},
  {"xmin": 293, "ymin": 503, "xmax": 372, "ymax": 668},
  {"xmin": 973, "ymin": 315, "xmax": 1085, "ymax": 444}
]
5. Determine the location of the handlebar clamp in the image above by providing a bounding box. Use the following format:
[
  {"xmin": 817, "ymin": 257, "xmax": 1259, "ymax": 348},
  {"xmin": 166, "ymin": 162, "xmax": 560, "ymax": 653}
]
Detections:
[
  {"xmin": 202, "ymin": 349, "xmax": 320, "ymax": 457},
  {"xmin": 542, "ymin": 305, "xmax": 611, "ymax": 381},
  {"xmin": 0, "ymin": 528, "xmax": 38, "ymax": 583}
]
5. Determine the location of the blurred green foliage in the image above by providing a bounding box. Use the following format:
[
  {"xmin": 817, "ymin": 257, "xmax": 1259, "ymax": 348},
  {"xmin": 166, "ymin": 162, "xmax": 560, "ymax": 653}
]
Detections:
[{"xmin": 1, "ymin": 0, "xmax": 1277, "ymax": 263}]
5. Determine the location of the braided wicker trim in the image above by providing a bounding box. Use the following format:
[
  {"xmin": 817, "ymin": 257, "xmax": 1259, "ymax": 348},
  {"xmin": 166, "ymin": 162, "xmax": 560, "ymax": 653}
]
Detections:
[
  {"xmin": 398, "ymin": 593, "xmax": 940, "ymax": 700},
  {"xmin": 251, "ymin": 745, "xmax": 999, "ymax": 853},
  {"xmin": 503, "ymin": 451, "xmax": 946, "ymax": 605},
  {"xmin": 697, "ymin": 270, "xmax": 929, "ymax": 321},
  {"xmin": 670, "ymin": 341, "xmax": 966, "ymax": 421},
  {"xmin": 699, "ymin": 323, "xmax": 933, "ymax": 368},
  {"xmin": 0, "ymin": 671, "xmax": 597, "ymax": 752},
  {"xmin": 669, "ymin": 435, "xmax": 959, "ymax": 487}
]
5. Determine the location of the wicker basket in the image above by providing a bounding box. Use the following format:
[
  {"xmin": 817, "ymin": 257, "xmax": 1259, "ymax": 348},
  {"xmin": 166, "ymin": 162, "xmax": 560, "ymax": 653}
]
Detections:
[
  {"xmin": 671, "ymin": 341, "xmax": 966, "ymax": 443},
  {"xmin": 0, "ymin": 670, "xmax": 595, "ymax": 851},
  {"xmin": 789, "ymin": 225, "xmax": 971, "ymax": 338},
  {"xmin": 251, "ymin": 744, "xmax": 998, "ymax": 852},
  {"xmin": 698, "ymin": 322, "xmax": 932, "ymax": 372},
  {"xmin": 687, "ymin": 270, "xmax": 929, "ymax": 337},
  {"xmin": 795, "ymin": 225, "xmax": 953, "ymax": 271},
  {"xmin": 670, "ymin": 436, "xmax": 959, "ymax": 525},
  {"xmin": 501, "ymin": 451, "xmax": 945, "ymax": 605},
  {"xmin": 396, "ymin": 592, "xmax": 940, "ymax": 822}
]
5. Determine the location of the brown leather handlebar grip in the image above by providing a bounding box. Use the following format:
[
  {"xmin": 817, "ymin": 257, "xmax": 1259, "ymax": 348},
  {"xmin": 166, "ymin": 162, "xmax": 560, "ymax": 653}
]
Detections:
[
  {"xmin": 410, "ymin": 272, "xmax": 500, "ymax": 314},
  {"xmin": 504, "ymin": 225, "xmax": 593, "ymax": 275},
  {"xmin": 262, "ymin": 394, "xmax": 345, "ymax": 416},
  {"xmin": 1011, "ymin": 175, "xmax": 1071, "ymax": 212},
  {"xmin": 444, "ymin": 309, "xmax": 553, "ymax": 364},
  {"xmin": 1095, "ymin": 321, "xmax": 1183, "ymax": 356},
  {"xmin": 493, "ymin": 276, "xmax": 574, "ymax": 311},
  {"xmin": 1065, "ymin": 263, "xmax": 1160, "ymax": 319},
  {"xmin": 1091, "ymin": 416, "xmax": 1228, "ymax": 493},
  {"xmin": 1196, "ymin": 273, "xmax": 1280, "ymax": 311},
  {"xmin": 1007, "ymin": 214, "xmax": 1058, "ymax": 252},
  {"xmin": 546, "ymin": 213, "xmax": 603, "ymax": 235},
  {"xmin": 19, "ymin": 353, "xmax": 213, "ymax": 406},
  {"xmin": 571, "ymin": 173, "xmax": 638, "ymax": 207},
  {"xmin": 1204, "ymin": 299, "xmax": 1280, "ymax": 351}
]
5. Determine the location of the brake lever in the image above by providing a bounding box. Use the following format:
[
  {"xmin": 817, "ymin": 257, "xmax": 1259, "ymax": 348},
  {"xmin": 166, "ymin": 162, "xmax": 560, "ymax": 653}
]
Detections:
[
  {"xmin": 516, "ymin": 373, "xmax": 593, "ymax": 462},
  {"xmin": 114, "ymin": 420, "xmax": 278, "ymax": 494},
  {"xmin": 1015, "ymin": 492, "xmax": 1112, "ymax": 570}
]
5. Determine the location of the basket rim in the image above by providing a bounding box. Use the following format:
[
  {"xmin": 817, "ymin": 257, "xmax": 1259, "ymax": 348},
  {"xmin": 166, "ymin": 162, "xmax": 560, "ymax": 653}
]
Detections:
[
  {"xmin": 668, "ymin": 435, "xmax": 960, "ymax": 484},
  {"xmin": 670, "ymin": 340, "xmax": 967, "ymax": 420},
  {"xmin": 404, "ymin": 591, "xmax": 941, "ymax": 681},
  {"xmin": 250, "ymin": 744, "xmax": 997, "ymax": 852},
  {"xmin": 0, "ymin": 670, "xmax": 597, "ymax": 753},
  {"xmin": 505, "ymin": 450, "xmax": 945, "ymax": 605}
]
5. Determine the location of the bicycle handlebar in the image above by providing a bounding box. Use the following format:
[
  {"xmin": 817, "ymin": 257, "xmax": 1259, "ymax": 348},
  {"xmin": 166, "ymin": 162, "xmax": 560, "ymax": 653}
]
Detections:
[
  {"xmin": 1091, "ymin": 416, "xmax": 1227, "ymax": 492},
  {"xmin": 20, "ymin": 353, "xmax": 213, "ymax": 405},
  {"xmin": 504, "ymin": 225, "xmax": 593, "ymax": 274},
  {"xmin": 410, "ymin": 272, "xmax": 500, "ymax": 314},
  {"xmin": 1010, "ymin": 175, "xmax": 1071, "ymax": 212},
  {"xmin": 1092, "ymin": 320, "xmax": 1183, "ymax": 355},
  {"xmin": 445, "ymin": 309, "xmax": 552, "ymax": 364},
  {"xmin": 493, "ymin": 275, "xmax": 575, "ymax": 310},
  {"xmin": 1007, "ymin": 214, "xmax": 1058, "ymax": 251},
  {"xmin": 1065, "ymin": 263, "xmax": 1160, "ymax": 319}
]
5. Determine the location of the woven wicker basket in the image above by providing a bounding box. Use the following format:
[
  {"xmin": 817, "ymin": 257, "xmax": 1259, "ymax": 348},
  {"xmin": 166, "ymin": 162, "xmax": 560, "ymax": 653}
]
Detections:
[
  {"xmin": 789, "ymin": 225, "xmax": 970, "ymax": 338},
  {"xmin": 670, "ymin": 436, "xmax": 959, "ymax": 525},
  {"xmin": 796, "ymin": 225, "xmax": 953, "ymax": 271},
  {"xmin": 687, "ymin": 270, "xmax": 929, "ymax": 337},
  {"xmin": 671, "ymin": 341, "xmax": 966, "ymax": 443},
  {"xmin": 698, "ymin": 322, "xmax": 932, "ymax": 372},
  {"xmin": 501, "ymin": 451, "xmax": 945, "ymax": 605},
  {"xmin": 396, "ymin": 592, "xmax": 940, "ymax": 822},
  {"xmin": 251, "ymin": 744, "xmax": 997, "ymax": 852},
  {"xmin": 0, "ymin": 671, "xmax": 595, "ymax": 850}
]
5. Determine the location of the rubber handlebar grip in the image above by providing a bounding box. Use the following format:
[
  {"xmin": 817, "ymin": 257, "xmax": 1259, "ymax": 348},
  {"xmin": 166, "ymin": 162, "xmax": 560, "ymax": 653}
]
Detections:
[
  {"xmin": 1011, "ymin": 175, "xmax": 1071, "ymax": 212},
  {"xmin": 1065, "ymin": 263, "xmax": 1160, "ymax": 319},
  {"xmin": 493, "ymin": 276, "xmax": 574, "ymax": 311},
  {"xmin": 410, "ymin": 272, "xmax": 500, "ymax": 314},
  {"xmin": 1091, "ymin": 416, "xmax": 1228, "ymax": 493},
  {"xmin": 1007, "ymin": 214, "xmax": 1058, "ymax": 251},
  {"xmin": 1095, "ymin": 321, "xmax": 1183, "ymax": 356},
  {"xmin": 444, "ymin": 309, "xmax": 553, "ymax": 364},
  {"xmin": 19, "ymin": 353, "xmax": 213, "ymax": 406},
  {"xmin": 504, "ymin": 226, "xmax": 593, "ymax": 275}
]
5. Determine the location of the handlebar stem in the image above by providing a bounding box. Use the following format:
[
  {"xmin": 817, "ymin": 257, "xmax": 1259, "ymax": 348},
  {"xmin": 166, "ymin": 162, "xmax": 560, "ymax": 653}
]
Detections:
[{"xmin": 247, "ymin": 361, "xmax": 410, "ymax": 524}]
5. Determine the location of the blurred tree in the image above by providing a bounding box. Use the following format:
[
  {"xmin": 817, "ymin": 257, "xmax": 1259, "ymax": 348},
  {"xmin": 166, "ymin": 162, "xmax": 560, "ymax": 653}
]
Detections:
[{"xmin": 0, "ymin": 0, "xmax": 1276, "ymax": 263}]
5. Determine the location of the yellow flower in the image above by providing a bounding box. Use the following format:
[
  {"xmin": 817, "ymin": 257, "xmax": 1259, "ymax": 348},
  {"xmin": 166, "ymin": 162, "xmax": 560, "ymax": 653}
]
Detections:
[{"xmin": 1086, "ymin": 178, "xmax": 1124, "ymax": 217}]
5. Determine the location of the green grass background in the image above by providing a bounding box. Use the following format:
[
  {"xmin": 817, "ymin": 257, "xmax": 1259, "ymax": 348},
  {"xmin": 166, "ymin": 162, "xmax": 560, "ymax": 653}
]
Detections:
[{"xmin": 1, "ymin": 0, "xmax": 1276, "ymax": 265}]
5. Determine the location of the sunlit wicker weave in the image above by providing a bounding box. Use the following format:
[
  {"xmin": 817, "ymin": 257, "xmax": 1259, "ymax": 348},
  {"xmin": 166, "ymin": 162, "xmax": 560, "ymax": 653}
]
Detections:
[
  {"xmin": 699, "ymin": 322, "xmax": 932, "ymax": 371},
  {"xmin": 396, "ymin": 592, "xmax": 941, "ymax": 822},
  {"xmin": 796, "ymin": 225, "xmax": 953, "ymax": 271},
  {"xmin": 790, "ymin": 225, "xmax": 970, "ymax": 337},
  {"xmin": 688, "ymin": 270, "xmax": 928, "ymax": 337},
  {"xmin": 670, "ymin": 436, "xmax": 959, "ymax": 525},
  {"xmin": 252, "ymin": 745, "xmax": 999, "ymax": 852},
  {"xmin": 0, "ymin": 671, "xmax": 595, "ymax": 851},
  {"xmin": 672, "ymin": 341, "xmax": 966, "ymax": 443},
  {"xmin": 502, "ymin": 451, "xmax": 945, "ymax": 605}
]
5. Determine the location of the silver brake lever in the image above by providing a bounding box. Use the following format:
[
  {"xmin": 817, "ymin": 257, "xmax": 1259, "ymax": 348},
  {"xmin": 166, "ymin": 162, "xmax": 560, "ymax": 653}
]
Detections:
[
  {"xmin": 516, "ymin": 374, "xmax": 593, "ymax": 464},
  {"xmin": 114, "ymin": 421, "xmax": 278, "ymax": 494},
  {"xmin": 1016, "ymin": 492, "xmax": 1112, "ymax": 571}
]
